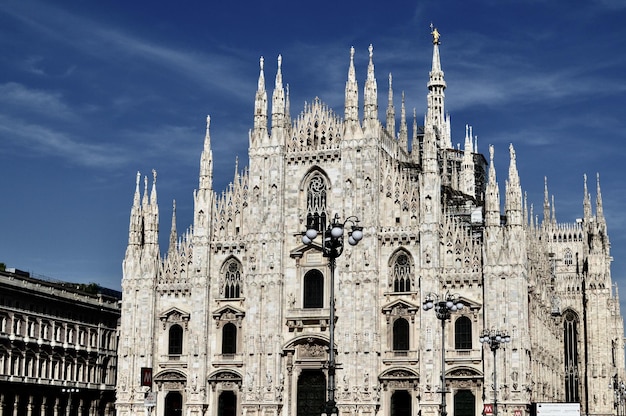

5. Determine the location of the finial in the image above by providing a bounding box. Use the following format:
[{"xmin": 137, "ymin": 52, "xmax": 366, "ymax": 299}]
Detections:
[
  {"xmin": 368, "ymin": 44, "xmax": 373, "ymax": 59},
  {"xmin": 430, "ymin": 23, "xmax": 441, "ymax": 45},
  {"xmin": 206, "ymin": 114, "xmax": 211, "ymax": 127},
  {"xmin": 152, "ymin": 169, "xmax": 157, "ymax": 184},
  {"xmin": 350, "ymin": 46, "xmax": 355, "ymax": 60},
  {"xmin": 278, "ymin": 54, "xmax": 282, "ymax": 70},
  {"xmin": 260, "ymin": 56, "xmax": 264, "ymax": 70}
]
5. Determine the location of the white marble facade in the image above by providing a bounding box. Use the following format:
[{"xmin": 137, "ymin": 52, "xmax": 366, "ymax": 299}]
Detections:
[{"xmin": 115, "ymin": 31, "xmax": 625, "ymax": 416}]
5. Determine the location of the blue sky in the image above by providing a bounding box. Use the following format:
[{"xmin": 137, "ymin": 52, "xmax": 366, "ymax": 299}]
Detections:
[{"xmin": 1, "ymin": 0, "xmax": 625, "ymax": 295}]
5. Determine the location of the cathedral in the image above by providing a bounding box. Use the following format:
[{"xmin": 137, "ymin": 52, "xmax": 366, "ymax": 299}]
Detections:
[{"xmin": 115, "ymin": 29, "xmax": 626, "ymax": 416}]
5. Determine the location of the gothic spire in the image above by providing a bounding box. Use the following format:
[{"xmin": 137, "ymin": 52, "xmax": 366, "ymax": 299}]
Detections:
[
  {"xmin": 145, "ymin": 169, "xmax": 159, "ymax": 246},
  {"xmin": 344, "ymin": 46, "xmax": 359, "ymax": 124},
  {"xmin": 285, "ymin": 84, "xmax": 291, "ymax": 126},
  {"xmin": 461, "ymin": 125, "xmax": 475, "ymax": 198},
  {"xmin": 398, "ymin": 91, "xmax": 408, "ymax": 151},
  {"xmin": 543, "ymin": 177, "xmax": 551, "ymax": 225},
  {"xmin": 583, "ymin": 174, "xmax": 592, "ymax": 221},
  {"xmin": 271, "ymin": 55, "xmax": 286, "ymax": 143},
  {"xmin": 253, "ymin": 56, "xmax": 268, "ymax": 144},
  {"xmin": 127, "ymin": 171, "xmax": 142, "ymax": 247},
  {"xmin": 426, "ymin": 24, "xmax": 449, "ymax": 149},
  {"xmin": 596, "ymin": 173, "xmax": 606, "ymax": 226},
  {"xmin": 363, "ymin": 44, "xmax": 378, "ymax": 127},
  {"xmin": 142, "ymin": 174, "xmax": 149, "ymax": 213},
  {"xmin": 411, "ymin": 108, "xmax": 419, "ymax": 156},
  {"xmin": 505, "ymin": 143, "xmax": 522, "ymax": 226},
  {"xmin": 485, "ymin": 145, "xmax": 501, "ymax": 227},
  {"xmin": 199, "ymin": 115, "xmax": 213, "ymax": 191},
  {"xmin": 386, "ymin": 73, "xmax": 395, "ymax": 137},
  {"xmin": 168, "ymin": 200, "xmax": 177, "ymax": 256}
]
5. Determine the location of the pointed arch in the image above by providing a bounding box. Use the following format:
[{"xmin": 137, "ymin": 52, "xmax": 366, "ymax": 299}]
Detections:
[
  {"xmin": 220, "ymin": 256, "xmax": 243, "ymax": 298},
  {"xmin": 388, "ymin": 249, "xmax": 415, "ymax": 293},
  {"xmin": 300, "ymin": 168, "xmax": 331, "ymax": 233},
  {"xmin": 563, "ymin": 309, "xmax": 581, "ymax": 402}
]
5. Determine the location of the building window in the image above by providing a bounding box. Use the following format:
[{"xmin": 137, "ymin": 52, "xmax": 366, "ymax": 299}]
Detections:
[
  {"xmin": 223, "ymin": 259, "xmax": 243, "ymax": 298},
  {"xmin": 222, "ymin": 323, "xmax": 237, "ymax": 354},
  {"xmin": 306, "ymin": 173, "xmax": 328, "ymax": 233},
  {"xmin": 564, "ymin": 310, "xmax": 580, "ymax": 402},
  {"xmin": 169, "ymin": 324, "xmax": 183, "ymax": 355},
  {"xmin": 564, "ymin": 249, "xmax": 573, "ymax": 266},
  {"xmin": 391, "ymin": 252, "xmax": 412, "ymax": 292},
  {"xmin": 393, "ymin": 318, "xmax": 410, "ymax": 351},
  {"xmin": 27, "ymin": 320, "xmax": 36, "ymax": 338},
  {"xmin": 303, "ymin": 270, "xmax": 324, "ymax": 308},
  {"xmin": 454, "ymin": 316, "xmax": 472, "ymax": 350}
]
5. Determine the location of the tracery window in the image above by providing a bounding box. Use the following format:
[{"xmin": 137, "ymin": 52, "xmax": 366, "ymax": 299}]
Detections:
[
  {"xmin": 564, "ymin": 310, "xmax": 580, "ymax": 402},
  {"xmin": 223, "ymin": 258, "xmax": 243, "ymax": 299},
  {"xmin": 454, "ymin": 316, "xmax": 472, "ymax": 350},
  {"xmin": 306, "ymin": 173, "xmax": 328, "ymax": 233},
  {"xmin": 391, "ymin": 251, "xmax": 413, "ymax": 292},
  {"xmin": 564, "ymin": 249, "xmax": 573, "ymax": 266}
]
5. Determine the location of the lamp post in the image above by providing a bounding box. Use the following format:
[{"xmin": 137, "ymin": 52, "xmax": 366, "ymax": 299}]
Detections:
[
  {"xmin": 479, "ymin": 329, "xmax": 511, "ymax": 416},
  {"xmin": 61, "ymin": 388, "xmax": 79, "ymax": 416},
  {"xmin": 302, "ymin": 213, "xmax": 364, "ymax": 416},
  {"xmin": 423, "ymin": 292, "xmax": 465, "ymax": 416}
]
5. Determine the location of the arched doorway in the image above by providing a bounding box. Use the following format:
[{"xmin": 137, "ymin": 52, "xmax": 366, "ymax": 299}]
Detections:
[
  {"xmin": 164, "ymin": 392, "xmax": 183, "ymax": 416},
  {"xmin": 391, "ymin": 390, "xmax": 411, "ymax": 416},
  {"xmin": 297, "ymin": 369, "xmax": 326, "ymax": 416},
  {"xmin": 218, "ymin": 391, "xmax": 236, "ymax": 416},
  {"xmin": 454, "ymin": 390, "xmax": 475, "ymax": 416}
]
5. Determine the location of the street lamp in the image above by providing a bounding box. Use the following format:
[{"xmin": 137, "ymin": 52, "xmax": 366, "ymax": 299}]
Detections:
[
  {"xmin": 61, "ymin": 388, "xmax": 79, "ymax": 416},
  {"xmin": 479, "ymin": 329, "xmax": 511, "ymax": 416},
  {"xmin": 423, "ymin": 292, "xmax": 465, "ymax": 416},
  {"xmin": 302, "ymin": 213, "xmax": 364, "ymax": 416}
]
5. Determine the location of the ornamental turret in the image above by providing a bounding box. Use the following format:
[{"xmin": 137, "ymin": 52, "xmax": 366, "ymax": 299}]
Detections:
[
  {"xmin": 252, "ymin": 56, "xmax": 269, "ymax": 145},
  {"xmin": 363, "ymin": 44, "xmax": 378, "ymax": 133},
  {"xmin": 271, "ymin": 55, "xmax": 286, "ymax": 145}
]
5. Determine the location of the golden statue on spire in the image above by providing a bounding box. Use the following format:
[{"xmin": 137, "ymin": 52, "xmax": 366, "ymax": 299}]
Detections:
[{"xmin": 430, "ymin": 23, "xmax": 441, "ymax": 45}]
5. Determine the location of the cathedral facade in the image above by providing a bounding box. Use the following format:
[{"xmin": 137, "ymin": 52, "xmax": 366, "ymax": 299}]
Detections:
[{"xmin": 115, "ymin": 31, "xmax": 625, "ymax": 416}]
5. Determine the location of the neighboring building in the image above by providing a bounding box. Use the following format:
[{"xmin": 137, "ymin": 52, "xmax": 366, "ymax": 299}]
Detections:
[
  {"xmin": 115, "ymin": 29, "xmax": 625, "ymax": 416},
  {"xmin": 0, "ymin": 268, "xmax": 121, "ymax": 416}
]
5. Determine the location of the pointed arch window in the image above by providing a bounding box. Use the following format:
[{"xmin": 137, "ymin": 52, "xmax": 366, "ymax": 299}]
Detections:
[
  {"xmin": 564, "ymin": 249, "xmax": 573, "ymax": 266},
  {"xmin": 454, "ymin": 316, "xmax": 472, "ymax": 350},
  {"xmin": 306, "ymin": 173, "xmax": 328, "ymax": 233},
  {"xmin": 391, "ymin": 252, "xmax": 413, "ymax": 292},
  {"xmin": 564, "ymin": 310, "xmax": 580, "ymax": 402},
  {"xmin": 222, "ymin": 258, "xmax": 243, "ymax": 299}
]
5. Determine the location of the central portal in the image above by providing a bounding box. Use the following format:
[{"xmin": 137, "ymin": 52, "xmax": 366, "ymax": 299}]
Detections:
[{"xmin": 297, "ymin": 369, "xmax": 326, "ymax": 416}]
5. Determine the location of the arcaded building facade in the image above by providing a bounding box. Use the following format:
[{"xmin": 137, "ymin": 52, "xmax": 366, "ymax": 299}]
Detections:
[
  {"xmin": 0, "ymin": 269, "xmax": 120, "ymax": 416},
  {"xmin": 115, "ymin": 30, "xmax": 625, "ymax": 416}
]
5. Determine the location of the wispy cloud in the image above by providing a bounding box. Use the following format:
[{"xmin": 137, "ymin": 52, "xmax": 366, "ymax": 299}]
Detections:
[
  {"xmin": 0, "ymin": 82, "xmax": 75, "ymax": 120},
  {"xmin": 0, "ymin": 114, "xmax": 128, "ymax": 167}
]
